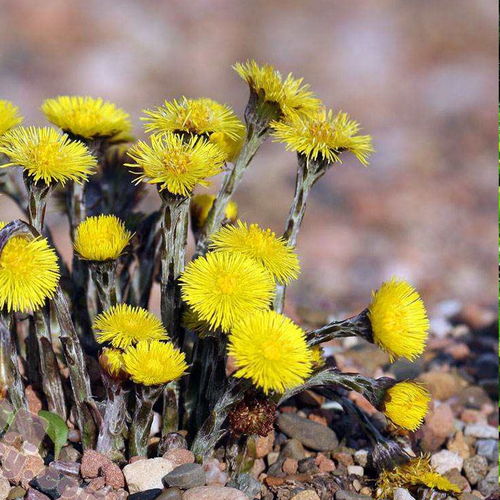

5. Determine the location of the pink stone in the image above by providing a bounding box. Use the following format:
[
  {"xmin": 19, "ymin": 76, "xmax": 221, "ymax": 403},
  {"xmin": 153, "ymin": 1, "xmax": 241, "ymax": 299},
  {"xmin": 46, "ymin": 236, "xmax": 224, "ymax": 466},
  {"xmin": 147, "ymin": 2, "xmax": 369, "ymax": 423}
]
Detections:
[
  {"xmin": 81, "ymin": 450, "xmax": 110, "ymax": 479},
  {"xmin": 282, "ymin": 458, "xmax": 298, "ymax": 475},
  {"xmin": 254, "ymin": 431, "xmax": 275, "ymax": 459},
  {"xmin": 182, "ymin": 486, "xmax": 248, "ymax": 500},
  {"xmin": 102, "ymin": 462, "xmax": 125, "ymax": 489},
  {"xmin": 163, "ymin": 448, "xmax": 195, "ymax": 468}
]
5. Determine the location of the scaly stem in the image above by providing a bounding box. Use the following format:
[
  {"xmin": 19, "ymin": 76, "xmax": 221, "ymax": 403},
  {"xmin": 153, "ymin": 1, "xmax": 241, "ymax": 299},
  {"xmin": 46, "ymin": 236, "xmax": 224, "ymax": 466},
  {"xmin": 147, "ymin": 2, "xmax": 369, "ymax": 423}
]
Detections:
[
  {"xmin": 129, "ymin": 384, "xmax": 163, "ymax": 457},
  {"xmin": 90, "ymin": 261, "xmax": 118, "ymax": 312},
  {"xmin": 24, "ymin": 175, "xmax": 51, "ymax": 234}
]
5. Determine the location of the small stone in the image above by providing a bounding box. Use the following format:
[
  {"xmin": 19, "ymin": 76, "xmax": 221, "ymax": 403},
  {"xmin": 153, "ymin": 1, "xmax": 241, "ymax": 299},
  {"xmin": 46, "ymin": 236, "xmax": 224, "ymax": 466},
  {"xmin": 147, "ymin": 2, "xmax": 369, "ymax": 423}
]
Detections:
[
  {"xmin": 463, "ymin": 456, "xmax": 488, "ymax": 485},
  {"xmin": 251, "ymin": 459, "xmax": 265, "ymax": 478},
  {"xmin": 464, "ymin": 424, "xmax": 497, "ymax": 439},
  {"xmin": 81, "ymin": 449, "xmax": 110, "ymax": 479},
  {"xmin": 86, "ymin": 476, "xmax": 106, "ymax": 491},
  {"xmin": 315, "ymin": 453, "xmax": 335, "ymax": 473},
  {"xmin": 347, "ymin": 465, "xmax": 363, "ymax": 476},
  {"xmin": 448, "ymin": 431, "xmax": 471, "ymax": 459},
  {"xmin": 123, "ymin": 458, "xmax": 175, "ymax": 493},
  {"xmin": 162, "ymin": 463, "xmax": 206, "ymax": 489},
  {"xmin": 291, "ymin": 491, "xmax": 321, "ymax": 500},
  {"xmin": 254, "ymin": 431, "xmax": 275, "ymax": 459},
  {"xmin": 203, "ymin": 458, "xmax": 228, "ymax": 486},
  {"xmin": 298, "ymin": 457, "xmax": 319, "ymax": 474},
  {"xmin": 282, "ymin": 458, "xmax": 298, "ymax": 475},
  {"xmin": 128, "ymin": 489, "xmax": 164, "ymax": 500},
  {"xmin": 267, "ymin": 452, "xmax": 279, "ymax": 466},
  {"xmin": 335, "ymin": 491, "xmax": 372, "ymax": 500},
  {"xmin": 457, "ymin": 387, "xmax": 492, "ymax": 410},
  {"xmin": 430, "ymin": 450, "xmax": 464, "ymax": 474},
  {"xmin": 333, "ymin": 452, "xmax": 354, "ymax": 467},
  {"xmin": 182, "ymin": 485, "xmax": 249, "ymax": 500},
  {"xmin": 477, "ymin": 467, "xmax": 498, "ymax": 496},
  {"xmin": 393, "ymin": 488, "xmax": 416, "ymax": 500},
  {"xmin": 102, "ymin": 461, "xmax": 125, "ymax": 489},
  {"xmin": 359, "ymin": 488, "xmax": 372, "ymax": 496},
  {"xmin": 162, "ymin": 448, "xmax": 195, "ymax": 468},
  {"xmin": 444, "ymin": 469, "xmax": 471, "ymax": 493},
  {"xmin": 282, "ymin": 439, "xmax": 305, "ymax": 460},
  {"xmin": 278, "ymin": 413, "xmax": 338, "ymax": 451},
  {"xmin": 0, "ymin": 470, "xmax": 10, "ymax": 499},
  {"xmin": 58, "ymin": 446, "xmax": 82, "ymax": 463},
  {"xmin": 48, "ymin": 460, "xmax": 80, "ymax": 477},
  {"xmin": 29, "ymin": 468, "xmax": 78, "ymax": 498},
  {"xmin": 227, "ymin": 473, "xmax": 260, "ymax": 498},
  {"xmin": 418, "ymin": 372, "xmax": 465, "ymax": 400},
  {"xmin": 155, "ymin": 488, "xmax": 184, "ymax": 500},
  {"xmin": 159, "ymin": 433, "xmax": 188, "ymax": 455},
  {"xmin": 129, "ymin": 456, "xmax": 147, "ymax": 463},
  {"xmin": 353, "ymin": 450, "xmax": 368, "ymax": 467},
  {"xmin": 421, "ymin": 403, "xmax": 455, "ymax": 452},
  {"xmin": 7, "ymin": 486, "xmax": 26, "ymax": 499},
  {"xmin": 476, "ymin": 439, "xmax": 497, "ymax": 462},
  {"xmin": 25, "ymin": 490, "xmax": 51, "ymax": 500}
]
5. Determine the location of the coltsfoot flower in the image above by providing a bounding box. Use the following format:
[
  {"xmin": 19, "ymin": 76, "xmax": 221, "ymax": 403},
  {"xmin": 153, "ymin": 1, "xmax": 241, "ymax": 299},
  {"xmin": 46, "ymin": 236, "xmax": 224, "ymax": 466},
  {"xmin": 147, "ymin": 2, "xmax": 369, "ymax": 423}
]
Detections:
[
  {"xmin": 127, "ymin": 132, "xmax": 225, "ymax": 197},
  {"xmin": 228, "ymin": 310, "xmax": 313, "ymax": 394},
  {"xmin": 0, "ymin": 126, "xmax": 96, "ymax": 185},
  {"xmin": 41, "ymin": 96, "xmax": 131, "ymax": 139},
  {"xmin": 209, "ymin": 221, "xmax": 300, "ymax": 285},
  {"xmin": 382, "ymin": 381, "xmax": 430, "ymax": 431},
  {"xmin": 368, "ymin": 279, "xmax": 429, "ymax": 362},
  {"xmin": 122, "ymin": 340, "xmax": 188, "ymax": 386},
  {"xmin": 142, "ymin": 97, "xmax": 245, "ymax": 161},
  {"xmin": 234, "ymin": 60, "xmax": 320, "ymax": 119},
  {"xmin": 180, "ymin": 251, "xmax": 275, "ymax": 332},
  {"xmin": 272, "ymin": 108, "xmax": 374, "ymax": 166},
  {"xmin": 93, "ymin": 304, "xmax": 167, "ymax": 349},
  {"xmin": 0, "ymin": 100, "xmax": 23, "ymax": 136},
  {"xmin": 0, "ymin": 222, "xmax": 60, "ymax": 312},
  {"xmin": 74, "ymin": 215, "xmax": 132, "ymax": 261},
  {"xmin": 99, "ymin": 347, "xmax": 128, "ymax": 380}
]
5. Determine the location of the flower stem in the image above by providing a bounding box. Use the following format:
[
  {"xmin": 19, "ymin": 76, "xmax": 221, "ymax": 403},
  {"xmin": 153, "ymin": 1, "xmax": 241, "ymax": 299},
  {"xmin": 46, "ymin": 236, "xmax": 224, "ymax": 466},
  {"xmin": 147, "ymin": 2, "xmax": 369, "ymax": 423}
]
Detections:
[
  {"xmin": 129, "ymin": 384, "xmax": 163, "ymax": 457},
  {"xmin": 90, "ymin": 261, "xmax": 118, "ymax": 312}
]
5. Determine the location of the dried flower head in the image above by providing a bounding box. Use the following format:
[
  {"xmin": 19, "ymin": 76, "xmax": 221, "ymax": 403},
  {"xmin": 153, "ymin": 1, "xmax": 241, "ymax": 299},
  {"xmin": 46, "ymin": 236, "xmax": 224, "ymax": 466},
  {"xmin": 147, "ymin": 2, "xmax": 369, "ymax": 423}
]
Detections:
[
  {"xmin": 99, "ymin": 347, "xmax": 128, "ymax": 380},
  {"xmin": 382, "ymin": 381, "xmax": 430, "ymax": 431},
  {"xmin": 368, "ymin": 279, "xmax": 429, "ymax": 362},
  {"xmin": 0, "ymin": 100, "xmax": 23, "ymax": 136},
  {"xmin": 93, "ymin": 304, "xmax": 167, "ymax": 349},
  {"xmin": 142, "ymin": 97, "xmax": 245, "ymax": 161},
  {"xmin": 272, "ymin": 108, "xmax": 373, "ymax": 166},
  {"xmin": 0, "ymin": 222, "xmax": 60, "ymax": 312},
  {"xmin": 228, "ymin": 396, "xmax": 277, "ymax": 437},
  {"xmin": 209, "ymin": 221, "xmax": 300, "ymax": 285},
  {"xmin": 190, "ymin": 194, "xmax": 238, "ymax": 230},
  {"xmin": 377, "ymin": 455, "xmax": 461, "ymax": 497},
  {"xmin": 41, "ymin": 96, "xmax": 131, "ymax": 139},
  {"xmin": 234, "ymin": 60, "xmax": 320, "ymax": 119},
  {"xmin": 0, "ymin": 126, "xmax": 96, "ymax": 185},
  {"xmin": 74, "ymin": 215, "xmax": 132, "ymax": 261},
  {"xmin": 127, "ymin": 132, "xmax": 225, "ymax": 197},
  {"xmin": 180, "ymin": 251, "xmax": 275, "ymax": 332},
  {"xmin": 228, "ymin": 310, "xmax": 313, "ymax": 394},
  {"xmin": 122, "ymin": 340, "xmax": 188, "ymax": 386}
]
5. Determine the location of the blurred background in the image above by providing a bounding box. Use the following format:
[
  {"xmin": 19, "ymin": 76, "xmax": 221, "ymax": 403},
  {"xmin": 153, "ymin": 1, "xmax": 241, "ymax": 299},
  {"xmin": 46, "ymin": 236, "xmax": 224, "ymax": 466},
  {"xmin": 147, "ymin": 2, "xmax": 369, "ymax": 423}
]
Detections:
[{"xmin": 0, "ymin": 0, "xmax": 497, "ymax": 318}]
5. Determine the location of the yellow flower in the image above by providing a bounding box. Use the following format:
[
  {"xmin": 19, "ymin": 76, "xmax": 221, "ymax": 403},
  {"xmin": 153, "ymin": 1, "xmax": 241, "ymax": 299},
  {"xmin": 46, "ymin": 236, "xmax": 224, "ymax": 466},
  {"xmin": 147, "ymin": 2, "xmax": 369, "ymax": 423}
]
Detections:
[
  {"xmin": 382, "ymin": 381, "xmax": 430, "ymax": 431},
  {"xmin": 122, "ymin": 340, "xmax": 188, "ymax": 386},
  {"xmin": 99, "ymin": 347, "xmax": 128, "ymax": 380},
  {"xmin": 190, "ymin": 194, "xmax": 238, "ymax": 229},
  {"xmin": 228, "ymin": 310, "xmax": 312, "ymax": 394},
  {"xmin": 0, "ymin": 222, "xmax": 60, "ymax": 312},
  {"xmin": 209, "ymin": 221, "xmax": 300, "ymax": 285},
  {"xmin": 41, "ymin": 96, "xmax": 131, "ymax": 139},
  {"xmin": 272, "ymin": 108, "xmax": 373, "ymax": 166},
  {"xmin": 310, "ymin": 345, "xmax": 325, "ymax": 369},
  {"xmin": 127, "ymin": 133, "xmax": 225, "ymax": 197},
  {"xmin": 377, "ymin": 455, "xmax": 461, "ymax": 498},
  {"xmin": 180, "ymin": 251, "xmax": 275, "ymax": 332},
  {"xmin": 142, "ymin": 97, "xmax": 245, "ymax": 161},
  {"xmin": 74, "ymin": 215, "xmax": 132, "ymax": 261},
  {"xmin": 93, "ymin": 304, "xmax": 167, "ymax": 349},
  {"xmin": 0, "ymin": 126, "xmax": 96, "ymax": 185},
  {"xmin": 0, "ymin": 100, "xmax": 23, "ymax": 136},
  {"xmin": 368, "ymin": 279, "xmax": 429, "ymax": 362},
  {"xmin": 234, "ymin": 60, "xmax": 320, "ymax": 119}
]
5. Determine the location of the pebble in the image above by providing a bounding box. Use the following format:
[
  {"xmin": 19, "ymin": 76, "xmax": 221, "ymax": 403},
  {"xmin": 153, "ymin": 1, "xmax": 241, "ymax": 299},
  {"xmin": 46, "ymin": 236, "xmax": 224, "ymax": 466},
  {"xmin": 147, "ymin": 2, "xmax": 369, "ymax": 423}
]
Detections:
[
  {"xmin": 0, "ymin": 470, "xmax": 10, "ymax": 499},
  {"xmin": 48, "ymin": 460, "xmax": 80, "ymax": 477},
  {"xmin": 7, "ymin": 487, "xmax": 26, "ymax": 499},
  {"xmin": 475, "ymin": 439, "xmax": 498, "ymax": 462},
  {"xmin": 290, "ymin": 491, "xmax": 321, "ymax": 500},
  {"xmin": 102, "ymin": 461, "xmax": 125, "ymax": 489},
  {"xmin": 25, "ymin": 490, "xmax": 51, "ymax": 500},
  {"xmin": 203, "ymin": 458, "xmax": 228, "ymax": 486},
  {"xmin": 159, "ymin": 433, "xmax": 188, "ymax": 454},
  {"xmin": 457, "ymin": 386, "xmax": 492, "ymax": 410},
  {"xmin": 421, "ymin": 403, "xmax": 455, "ymax": 451},
  {"xmin": 254, "ymin": 432, "xmax": 275, "ymax": 459},
  {"xmin": 182, "ymin": 485, "xmax": 249, "ymax": 500},
  {"xmin": 477, "ymin": 467, "xmax": 498, "ymax": 495},
  {"xmin": 123, "ymin": 458, "xmax": 174, "ymax": 493},
  {"xmin": 464, "ymin": 423, "xmax": 497, "ymax": 439},
  {"xmin": 297, "ymin": 457, "xmax": 319, "ymax": 474},
  {"xmin": 155, "ymin": 488, "xmax": 184, "ymax": 500},
  {"xmin": 418, "ymin": 372, "xmax": 465, "ymax": 400},
  {"xmin": 447, "ymin": 431, "xmax": 471, "ymax": 459},
  {"xmin": 28, "ymin": 468, "xmax": 78, "ymax": 498},
  {"xmin": 162, "ymin": 463, "xmax": 206, "ymax": 489},
  {"xmin": 463, "ymin": 455, "xmax": 488, "ymax": 485},
  {"xmin": 335, "ymin": 491, "xmax": 372, "ymax": 500},
  {"xmin": 315, "ymin": 453, "xmax": 335, "ymax": 472},
  {"xmin": 80, "ymin": 449, "xmax": 110, "ymax": 478},
  {"xmin": 347, "ymin": 465, "xmax": 364, "ymax": 476},
  {"xmin": 353, "ymin": 450, "xmax": 368, "ymax": 467},
  {"xmin": 282, "ymin": 458, "xmax": 298, "ymax": 475},
  {"xmin": 430, "ymin": 450, "xmax": 464, "ymax": 474},
  {"xmin": 128, "ymin": 489, "xmax": 163, "ymax": 500},
  {"xmin": 0, "ymin": 444, "xmax": 45, "ymax": 488},
  {"xmin": 443, "ymin": 469, "xmax": 471, "ymax": 492},
  {"xmin": 393, "ymin": 488, "xmax": 416, "ymax": 500},
  {"xmin": 333, "ymin": 452, "xmax": 354, "ymax": 466},
  {"xmin": 162, "ymin": 448, "xmax": 195, "ymax": 468},
  {"xmin": 282, "ymin": 439, "xmax": 306, "ymax": 460}
]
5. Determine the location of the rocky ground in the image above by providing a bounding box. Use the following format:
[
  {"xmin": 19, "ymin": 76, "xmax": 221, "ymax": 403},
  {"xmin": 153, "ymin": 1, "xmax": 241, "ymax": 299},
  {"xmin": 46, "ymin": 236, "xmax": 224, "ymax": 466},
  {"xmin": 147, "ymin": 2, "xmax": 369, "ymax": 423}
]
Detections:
[{"xmin": 0, "ymin": 302, "xmax": 497, "ymax": 500}]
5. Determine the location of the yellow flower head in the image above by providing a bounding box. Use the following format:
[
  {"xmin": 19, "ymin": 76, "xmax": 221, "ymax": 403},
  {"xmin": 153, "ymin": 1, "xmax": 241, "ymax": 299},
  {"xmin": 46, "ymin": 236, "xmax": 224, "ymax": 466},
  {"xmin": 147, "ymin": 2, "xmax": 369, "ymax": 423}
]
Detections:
[
  {"xmin": 209, "ymin": 221, "xmax": 300, "ymax": 285},
  {"xmin": 368, "ymin": 279, "xmax": 429, "ymax": 362},
  {"xmin": 377, "ymin": 455, "xmax": 461, "ymax": 498},
  {"xmin": 0, "ymin": 222, "xmax": 60, "ymax": 312},
  {"xmin": 127, "ymin": 133, "xmax": 225, "ymax": 197},
  {"xmin": 0, "ymin": 100, "xmax": 23, "ymax": 136},
  {"xmin": 99, "ymin": 347, "xmax": 128, "ymax": 380},
  {"xmin": 0, "ymin": 126, "xmax": 96, "ymax": 185},
  {"xmin": 74, "ymin": 215, "xmax": 132, "ymax": 261},
  {"xmin": 93, "ymin": 304, "xmax": 167, "ymax": 349},
  {"xmin": 41, "ymin": 96, "xmax": 131, "ymax": 139},
  {"xmin": 190, "ymin": 194, "xmax": 238, "ymax": 229},
  {"xmin": 228, "ymin": 310, "xmax": 312, "ymax": 394},
  {"xmin": 272, "ymin": 108, "xmax": 374, "ymax": 166},
  {"xmin": 142, "ymin": 97, "xmax": 245, "ymax": 161},
  {"xmin": 122, "ymin": 340, "xmax": 188, "ymax": 386},
  {"xmin": 234, "ymin": 60, "xmax": 320, "ymax": 119},
  {"xmin": 180, "ymin": 251, "xmax": 275, "ymax": 332},
  {"xmin": 382, "ymin": 381, "xmax": 430, "ymax": 431}
]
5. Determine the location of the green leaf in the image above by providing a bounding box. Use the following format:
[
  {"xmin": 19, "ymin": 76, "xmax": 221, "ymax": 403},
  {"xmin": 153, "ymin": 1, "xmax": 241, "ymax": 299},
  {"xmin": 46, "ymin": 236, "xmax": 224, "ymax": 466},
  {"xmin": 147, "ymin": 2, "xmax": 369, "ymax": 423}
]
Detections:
[{"xmin": 38, "ymin": 410, "xmax": 68, "ymax": 459}]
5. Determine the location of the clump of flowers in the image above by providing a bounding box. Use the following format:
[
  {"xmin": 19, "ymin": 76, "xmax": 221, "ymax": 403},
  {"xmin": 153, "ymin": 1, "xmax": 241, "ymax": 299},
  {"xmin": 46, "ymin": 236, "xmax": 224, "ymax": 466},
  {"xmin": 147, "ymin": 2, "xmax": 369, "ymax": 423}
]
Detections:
[{"xmin": 0, "ymin": 61, "xmax": 438, "ymax": 495}]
